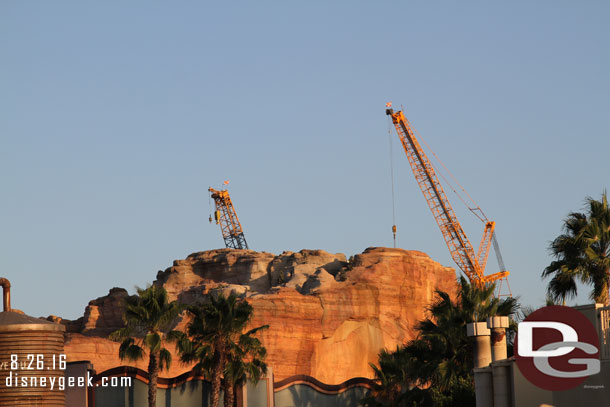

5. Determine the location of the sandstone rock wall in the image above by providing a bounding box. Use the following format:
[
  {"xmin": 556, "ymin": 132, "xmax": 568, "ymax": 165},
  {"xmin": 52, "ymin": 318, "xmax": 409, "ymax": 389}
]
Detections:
[{"xmin": 62, "ymin": 247, "xmax": 457, "ymax": 384}]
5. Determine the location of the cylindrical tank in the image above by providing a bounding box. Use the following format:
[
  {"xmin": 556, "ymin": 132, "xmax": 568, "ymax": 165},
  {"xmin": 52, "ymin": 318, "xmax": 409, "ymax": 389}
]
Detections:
[{"xmin": 0, "ymin": 278, "xmax": 65, "ymax": 406}]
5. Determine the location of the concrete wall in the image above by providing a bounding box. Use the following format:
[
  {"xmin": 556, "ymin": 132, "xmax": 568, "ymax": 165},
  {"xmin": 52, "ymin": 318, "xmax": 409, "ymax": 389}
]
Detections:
[
  {"xmin": 94, "ymin": 379, "xmax": 214, "ymax": 407},
  {"xmin": 89, "ymin": 378, "xmax": 373, "ymax": 407},
  {"xmin": 91, "ymin": 379, "xmax": 370, "ymax": 407},
  {"xmin": 246, "ymin": 380, "xmax": 271, "ymax": 407},
  {"xmin": 65, "ymin": 361, "xmax": 94, "ymax": 407},
  {"xmin": 274, "ymin": 384, "xmax": 368, "ymax": 407},
  {"xmin": 490, "ymin": 304, "xmax": 610, "ymax": 407},
  {"xmin": 551, "ymin": 359, "xmax": 609, "ymax": 407},
  {"xmin": 512, "ymin": 362, "xmax": 552, "ymax": 407},
  {"xmin": 79, "ymin": 363, "xmax": 371, "ymax": 407}
]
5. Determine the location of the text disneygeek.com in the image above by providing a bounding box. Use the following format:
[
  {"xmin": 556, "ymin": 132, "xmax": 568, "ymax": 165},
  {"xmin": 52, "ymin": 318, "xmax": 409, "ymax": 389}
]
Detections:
[{"xmin": 1, "ymin": 354, "xmax": 131, "ymax": 390}]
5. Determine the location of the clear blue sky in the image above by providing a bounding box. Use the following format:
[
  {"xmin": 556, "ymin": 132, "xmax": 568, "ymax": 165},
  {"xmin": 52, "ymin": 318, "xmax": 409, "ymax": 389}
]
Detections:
[{"xmin": 1, "ymin": 2, "xmax": 608, "ymax": 319}]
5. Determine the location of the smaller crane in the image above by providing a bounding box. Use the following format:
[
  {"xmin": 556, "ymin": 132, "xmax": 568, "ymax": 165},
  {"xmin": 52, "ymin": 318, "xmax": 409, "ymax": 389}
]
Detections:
[{"xmin": 209, "ymin": 187, "xmax": 249, "ymax": 250}]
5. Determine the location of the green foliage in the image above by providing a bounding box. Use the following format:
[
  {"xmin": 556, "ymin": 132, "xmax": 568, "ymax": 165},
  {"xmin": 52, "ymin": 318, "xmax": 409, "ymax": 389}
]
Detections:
[
  {"xmin": 542, "ymin": 191, "xmax": 610, "ymax": 305},
  {"xmin": 426, "ymin": 376, "xmax": 476, "ymax": 407},
  {"xmin": 177, "ymin": 292, "xmax": 268, "ymax": 407},
  {"xmin": 110, "ymin": 285, "xmax": 183, "ymax": 364},
  {"xmin": 362, "ymin": 277, "xmax": 519, "ymax": 407},
  {"xmin": 109, "ymin": 285, "xmax": 183, "ymax": 407},
  {"xmin": 360, "ymin": 347, "xmax": 417, "ymax": 407}
]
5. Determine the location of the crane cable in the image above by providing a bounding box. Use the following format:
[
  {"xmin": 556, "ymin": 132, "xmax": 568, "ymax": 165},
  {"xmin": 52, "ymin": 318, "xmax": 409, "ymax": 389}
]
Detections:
[
  {"xmin": 208, "ymin": 189, "xmax": 213, "ymax": 223},
  {"xmin": 388, "ymin": 117, "xmax": 397, "ymax": 248},
  {"xmin": 412, "ymin": 126, "xmax": 504, "ymax": 259},
  {"xmin": 412, "ymin": 122, "xmax": 511, "ymax": 293},
  {"xmin": 413, "ymin": 126, "xmax": 488, "ymax": 223},
  {"xmin": 391, "ymin": 113, "xmax": 511, "ymax": 295}
]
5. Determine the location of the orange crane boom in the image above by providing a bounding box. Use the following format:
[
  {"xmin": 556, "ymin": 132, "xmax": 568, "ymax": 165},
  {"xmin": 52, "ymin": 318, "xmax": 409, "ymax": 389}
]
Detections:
[
  {"xmin": 209, "ymin": 187, "xmax": 249, "ymax": 250},
  {"xmin": 386, "ymin": 107, "xmax": 508, "ymax": 287}
]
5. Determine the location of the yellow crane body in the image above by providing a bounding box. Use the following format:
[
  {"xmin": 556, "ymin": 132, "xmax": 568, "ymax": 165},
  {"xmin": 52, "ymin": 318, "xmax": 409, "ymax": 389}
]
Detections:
[
  {"xmin": 386, "ymin": 108, "xmax": 508, "ymax": 287},
  {"xmin": 208, "ymin": 187, "xmax": 249, "ymax": 250}
]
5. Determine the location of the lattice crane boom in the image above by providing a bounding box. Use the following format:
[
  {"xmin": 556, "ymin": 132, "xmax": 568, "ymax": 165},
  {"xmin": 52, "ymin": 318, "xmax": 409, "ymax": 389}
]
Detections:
[
  {"xmin": 209, "ymin": 187, "xmax": 249, "ymax": 250},
  {"xmin": 477, "ymin": 221, "xmax": 496, "ymax": 275},
  {"xmin": 386, "ymin": 107, "xmax": 508, "ymax": 286}
]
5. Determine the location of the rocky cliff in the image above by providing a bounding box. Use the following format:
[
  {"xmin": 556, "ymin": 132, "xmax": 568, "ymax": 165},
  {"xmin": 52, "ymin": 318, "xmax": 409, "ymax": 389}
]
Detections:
[{"xmin": 62, "ymin": 247, "xmax": 457, "ymax": 384}]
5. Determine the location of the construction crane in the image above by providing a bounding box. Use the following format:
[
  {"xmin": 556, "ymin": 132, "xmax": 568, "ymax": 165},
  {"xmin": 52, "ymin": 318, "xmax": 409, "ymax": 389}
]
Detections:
[
  {"xmin": 208, "ymin": 187, "xmax": 249, "ymax": 250},
  {"xmin": 386, "ymin": 105, "xmax": 509, "ymax": 289}
]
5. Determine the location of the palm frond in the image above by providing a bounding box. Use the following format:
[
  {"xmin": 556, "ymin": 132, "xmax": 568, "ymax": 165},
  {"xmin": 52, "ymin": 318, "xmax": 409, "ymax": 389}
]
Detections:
[
  {"xmin": 118, "ymin": 338, "xmax": 144, "ymax": 362},
  {"xmin": 543, "ymin": 192, "xmax": 610, "ymax": 305},
  {"xmin": 159, "ymin": 348, "xmax": 172, "ymax": 370},
  {"xmin": 178, "ymin": 292, "xmax": 268, "ymax": 388}
]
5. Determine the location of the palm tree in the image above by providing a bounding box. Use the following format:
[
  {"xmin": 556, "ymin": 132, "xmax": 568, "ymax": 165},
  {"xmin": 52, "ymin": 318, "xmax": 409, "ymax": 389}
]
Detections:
[
  {"xmin": 222, "ymin": 332, "xmax": 268, "ymax": 407},
  {"xmin": 409, "ymin": 277, "xmax": 518, "ymax": 389},
  {"xmin": 363, "ymin": 277, "xmax": 519, "ymax": 407},
  {"xmin": 542, "ymin": 192, "xmax": 610, "ymax": 305},
  {"xmin": 110, "ymin": 285, "xmax": 183, "ymax": 407},
  {"xmin": 361, "ymin": 347, "xmax": 421, "ymax": 407},
  {"xmin": 178, "ymin": 292, "xmax": 268, "ymax": 407}
]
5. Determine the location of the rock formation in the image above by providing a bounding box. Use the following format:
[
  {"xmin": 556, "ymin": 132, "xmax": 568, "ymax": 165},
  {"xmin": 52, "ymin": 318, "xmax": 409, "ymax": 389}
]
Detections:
[{"xmin": 62, "ymin": 247, "xmax": 457, "ymax": 384}]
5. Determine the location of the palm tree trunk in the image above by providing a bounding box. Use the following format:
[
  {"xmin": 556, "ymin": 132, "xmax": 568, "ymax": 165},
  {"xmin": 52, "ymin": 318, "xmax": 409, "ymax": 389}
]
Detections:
[
  {"xmin": 210, "ymin": 352, "xmax": 225, "ymax": 407},
  {"xmin": 223, "ymin": 381, "xmax": 235, "ymax": 407},
  {"xmin": 601, "ymin": 268, "xmax": 610, "ymax": 307},
  {"xmin": 148, "ymin": 350, "xmax": 160, "ymax": 407},
  {"xmin": 593, "ymin": 269, "xmax": 610, "ymax": 306}
]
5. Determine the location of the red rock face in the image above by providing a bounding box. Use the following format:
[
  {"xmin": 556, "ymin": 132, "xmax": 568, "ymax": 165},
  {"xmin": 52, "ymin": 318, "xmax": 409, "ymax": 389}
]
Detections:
[{"xmin": 62, "ymin": 247, "xmax": 457, "ymax": 384}]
